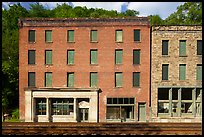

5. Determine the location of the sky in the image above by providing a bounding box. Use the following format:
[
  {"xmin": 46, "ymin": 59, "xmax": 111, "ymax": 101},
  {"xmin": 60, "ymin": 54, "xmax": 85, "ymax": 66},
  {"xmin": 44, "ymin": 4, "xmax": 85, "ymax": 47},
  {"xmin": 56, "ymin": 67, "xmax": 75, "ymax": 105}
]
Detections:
[{"xmin": 2, "ymin": 2, "xmax": 185, "ymax": 19}]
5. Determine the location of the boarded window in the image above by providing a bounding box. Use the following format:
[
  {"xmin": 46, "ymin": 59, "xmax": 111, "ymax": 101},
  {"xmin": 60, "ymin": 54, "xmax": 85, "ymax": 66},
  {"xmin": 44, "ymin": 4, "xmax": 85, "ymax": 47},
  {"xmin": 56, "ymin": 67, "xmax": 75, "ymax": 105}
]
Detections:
[
  {"xmin": 115, "ymin": 72, "xmax": 122, "ymax": 87},
  {"xmin": 45, "ymin": 72, "xmax": 52, "ymax": 87},
  {"xmin": 179, "ymin": 64, "xmax": 186, "ymax": 80},
  {"xmin": 45, "ymin": 50, "xmax": 52, "ymax": 64},
  {"xmin": 133, "ymin": 72, "xmax": 140, "ymax": 87},
  {"xmin": 91, "ymin": 30, "xmax": 98, "ymax": 42},
  {"xmin": 28, "ymin": 30, "xmax": 35, "ymax": 42},
  {"xmin": 28, "ymin": 50, "xmax": 35, "ymax": 64},
  {"xmin": 116, "ymin": 30, "xmax": 122, "ymax": 42},
  {"xmin": 67, "ymin": 72, "xmax": 74, "ymax": 87},
  {"xmin": 90, "ymin": 72, "xmax": 98, "ymax": 87},
  {"xmin": 162, "ymin": 64, "xmax": 168, "ymax": 80},
  {"xmin": 179, "ymin": 40, "xmax": 186, "ymax": 56},
  {"xmin": 28, "ymin": 72, "xmax": 35, "ymax": 87},
  {"xmin": 45, "ymin": 30, "xmax": 52, "ymax": 42},
  {"xmin": 162, "ymin": 40, "xmax": 168, "ymax": 55},
  {"xmin": 90, "ymin": 50, "xmax": 98, "ymax": 64},
  {"xmin": 68, "ymin": 30, "xmax": 74, "ymax": 42},
  {"xmin": 134, "ymin": 30, "xmax": 140, "ymax": 41},
  {"xmin": 67, "ymin": 50, "xmax": 74, "ymax": 64},
  {"xmin": 196, "ymin": 64, "xmax": 202, "ymax": 80},
  {"xmin": 133, "ymin": 50, "xmax": 140, "ymax": 65},
  {"xmin": 197, "ymin": 40, "xmax": 202, "ymax": 55},
  {"xmin": 115, "ymin": 49, "xmax": 123, "ymax": 64}
]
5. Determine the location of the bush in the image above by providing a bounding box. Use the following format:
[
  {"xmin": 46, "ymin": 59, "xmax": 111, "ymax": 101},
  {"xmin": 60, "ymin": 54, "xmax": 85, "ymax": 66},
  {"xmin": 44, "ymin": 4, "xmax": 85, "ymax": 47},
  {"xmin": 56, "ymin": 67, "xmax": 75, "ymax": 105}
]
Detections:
[{"xmin": 11, "ymin": 108, "xmax": 19, "ymax": 119}]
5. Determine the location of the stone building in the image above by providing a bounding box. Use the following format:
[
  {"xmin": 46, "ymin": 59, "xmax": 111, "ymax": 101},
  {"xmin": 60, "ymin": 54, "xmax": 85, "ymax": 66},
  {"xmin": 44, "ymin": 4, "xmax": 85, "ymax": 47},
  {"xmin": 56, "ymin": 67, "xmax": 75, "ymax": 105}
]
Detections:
[
  {"xmin": 151, "ymin": 26, "xmax": 202, "ymax": 122},
  {"xmin": 18, "ymin": 17, "xmax": 151, "ymax": 122}
]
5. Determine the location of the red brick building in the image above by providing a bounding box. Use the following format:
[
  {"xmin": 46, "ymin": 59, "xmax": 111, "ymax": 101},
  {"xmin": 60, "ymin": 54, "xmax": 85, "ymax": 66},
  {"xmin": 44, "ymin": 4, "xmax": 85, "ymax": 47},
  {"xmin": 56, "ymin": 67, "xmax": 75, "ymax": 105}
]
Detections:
[{"xmin": 18, "ymin": 17, "xmax": 150, "ymax": 122}]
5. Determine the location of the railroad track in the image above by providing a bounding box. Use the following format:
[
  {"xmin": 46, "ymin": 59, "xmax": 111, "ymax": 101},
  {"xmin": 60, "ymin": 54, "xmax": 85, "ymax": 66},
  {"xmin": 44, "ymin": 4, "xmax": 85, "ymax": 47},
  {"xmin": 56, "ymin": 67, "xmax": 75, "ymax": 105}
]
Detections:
[{"xmin": 2, "ymin": 122, "xmax": 202, "ymax": 135}]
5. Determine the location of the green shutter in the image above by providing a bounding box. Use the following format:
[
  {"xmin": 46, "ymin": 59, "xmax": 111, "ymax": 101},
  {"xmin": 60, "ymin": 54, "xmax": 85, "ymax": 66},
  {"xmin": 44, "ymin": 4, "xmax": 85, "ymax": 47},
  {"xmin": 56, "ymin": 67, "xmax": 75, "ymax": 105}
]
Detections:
[
  {"xmin": 179, "ymin": 64, "xmax": 186, "ymax": 80},
  {"xmin": 134, "ymin": 30, "xmax": 140, "ymax": 41},
  {"xmin": 45, "ymin": 73, "xmax": 52, "ymax": 87},
  {"xmin": 68, "ymin": 50, "xmax": 74, "ymax": 64},
  {"xmin": 133, "ymin": 50, "xmax": 140, "ymax": 65},
  {"xmin": 179, "ymin": 40, "xmax": 186, "ymax": 56},
  {"xmin": 28, "ymin": 50, "xmax": 35, "ymax": 64},
  {"xmin": 91, "ymin": 30, "xmax": 98, "ymax": 42},
  {"xmin": 68, "ymin": 73, "xmax": 74, "ymax": 87},
  {"xmin": 162, "ymin": 64, "xmax": 168, "ymax": 80},
  {"xmin": 115, "ymin": 50, "xmax": 123, "ymax": 64},
  {"xmin": 28, "ymin": 72, "xmax": 35, "ymax": 87},
  {"xmin": 46, "ymin": 30, "xmax": 52, "ymax": 42},
  {"xmin": 116, "ymin": 30, "xmax": 122, "ymax": 42},
  {"xmin": 197, "ymin": 65, "xmax": 202, "ymax": 80},
  {"xmin": 115, "ymin": 73, "xmax": 122, "ymax": 87},
  {"xmin": 91, "ymin": 50, "xmax": 98, "ymax": 64},
  {"xmin": 46, "ymin": 50, "xmax": 52, "ymax": 64},
  {"xmin": 29, "ymin": 30, "xmax": 35, "ymax": 42},
  {"xmin": 68, "ymin": 30, "xmax": 74, "ymax": 42},
  {"xmin": 133, "ymin": 72, "xmax": 140, "ymax": 87},
  {"xmin": 90, "ymin": 72, "xmax": 98, "ymax": 87}
]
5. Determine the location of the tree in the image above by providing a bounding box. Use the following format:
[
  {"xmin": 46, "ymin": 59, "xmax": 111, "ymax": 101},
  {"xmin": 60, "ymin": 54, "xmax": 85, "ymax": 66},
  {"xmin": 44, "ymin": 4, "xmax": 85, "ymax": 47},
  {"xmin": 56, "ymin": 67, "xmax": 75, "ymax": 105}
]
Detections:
[{"xmin": 149, "ymin": 15, "xmax": 164, "ymax": 25}]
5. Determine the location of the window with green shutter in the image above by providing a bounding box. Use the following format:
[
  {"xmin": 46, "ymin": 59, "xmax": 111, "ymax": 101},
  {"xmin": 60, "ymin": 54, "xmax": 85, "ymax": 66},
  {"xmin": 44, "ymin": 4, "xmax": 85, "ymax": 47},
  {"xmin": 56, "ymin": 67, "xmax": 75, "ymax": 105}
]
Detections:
[
  {"xmin": 197, "ymin": 40, "xmax": 202, "ymax": 55},
  {"xmin": 90, "ymin": 49, "xmax": 98, "ymax": 64},
  {"xmin": 68, "ymin": 30, "xmax": 74, "ymax": 42},
  {"xmin": 28, "ymin": 72, "xmax": 35, "ymax": 87},
  {"xmin": 45, "ymin": 30, "xmax": 52, "ymax": 42},
  {"xmin": 115, "ymin": 72, "xmax": 122, "ymax": 87},
  {"xmin": 162, "ymin": 40, "xmax": 169, "ymax": 55},
  {"xmin": 67, "ymin": 50, "xmax": 75, "ymax": 65},
  {"xmin": 179, "ymin": 64, "xmax": 186, "ymax": 80},
  {"xmin": 196, "ymin": 64, "xmax": 202, "ymax": 80},
  {"xmin": 115, "ymin": 49, "xmax": 123, "ymax": 64},
  {"xmin": 91, "ymin": 30, "xmax": 98, "ymax": 42},
  {"xmin": 134, "ymin": 30, "xmax": 140, "ymax": 42},
  {"xmin": 67, "ymin": 72, "xmax": 74, "ymax": 87},
  {"xmin": 116, "ymin": 30, "xmax": 122, "ymax": 42},
  {"xmin": 45, "ymin": 50, "xmax": 52, "ymax": 64},
  {"xmin": 162, "ymin": 64, "xmax": 169, "ymax": 80},
  {"xmin": 179, "ymin": 40, "xmax": 186, "ymax": 56},
  {"xmin": 90, "ymin": 72, "xmax": 98, "ymax": 87},
  {"xmin": 45, "ymin": 72, "xmax": 52, "ymax": 87},
  {"xmin": 28, "ymin": 50, "xmax": 35, "ymax": 64},
  {"xmin": 133, "ymin": 72, "xmax": 140, "ymax": 87},
  {"xmin": 28, "ymin": 30, "xmax": 36, "ymax": 42},
  {"xmin": 133, "ymin": 50, "xmax": 140, "ymax": 65}
]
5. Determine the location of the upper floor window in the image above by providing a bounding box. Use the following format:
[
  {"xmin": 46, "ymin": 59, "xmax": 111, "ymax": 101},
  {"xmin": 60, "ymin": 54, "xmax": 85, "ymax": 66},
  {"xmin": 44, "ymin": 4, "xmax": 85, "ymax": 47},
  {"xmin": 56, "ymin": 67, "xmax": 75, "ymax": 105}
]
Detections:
[
  {"xmin": 162, "ymin": 64, "xmax": 169, "ymax": 80},
  {"xmin": 134, "ymin": 30, "xmax": 140, "ymax": 42},
  {"xmin": 90, "ymin": 30, "xmax": 98, "ymax": 42},
  {"xmin": 45, "ymin": 30, "xmax": 52, "ymax": 43},
  {"xmin": 67, "ymin": 72, "xmax": 74, "ymax": 87},
  {"xmin": 67, "ymin": 30, "xmax": 74, "ymax": 42},
  {"xmin": 196, "ymin": 64, "xmax": 202, "ymax": 81},
  {"xmin": 45, "ymin": 72, "xmax": 52, "ymax": 87},
  {"xmin": 67, "ymin": 50, "xmax": 75, "ymax": 65},
  {"xmin": 179, "ymin": 40, "xmax": 186, "ymax": 56},
  {"xmin": 90, "ymin": 49, "xmax": 98, "ymax": 64},
  {"xmin": 197, "ymin": 40, "xmax": 202, "ymax": 55},
  {"xmin": 115, "ymin": 72, "xmax": 122, "ymax": 87},
  {"xmin": 179, "ymin": 64, "xmax": 186, "ymax": 80},
  {"xmin": 90, "ymin": 72, "xmax": 98, "ymax": 87},
  {"xmin": 162, "ymin": 40, "xmax": 169, "ymax": 55},
  {"xmin": 133, "ymin": 72, "xmax": 140, "ymax": 87},
  {"xmin": 115, "ymin": 30, "xmax": 123, "ymax": 42},
  {"xmin": 28, "ymin": 30, "xmax": 36, "ymax": 43},
  {"xmin": 45, "ymin": 50, "xmax": 52, "ymax": 65},
  {"xmin": 28, "ymin": 50, "xmax": 35, "ymax": 64},
  {"xmin": 28, "ymin": 72, "xmax": 35, "ymax": 87},
  {"xmin": 115, "ymin": 49, "xmax": 123, "ymax": 64},
  {"xmin": 133, "ymin": 50, "xmax": 140, "ymax": 65}
]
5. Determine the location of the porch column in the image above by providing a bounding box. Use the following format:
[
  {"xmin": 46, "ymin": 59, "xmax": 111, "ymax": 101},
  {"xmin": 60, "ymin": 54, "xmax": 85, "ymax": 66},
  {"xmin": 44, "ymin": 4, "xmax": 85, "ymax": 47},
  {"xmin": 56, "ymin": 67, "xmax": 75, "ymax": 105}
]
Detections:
[
  {"xmin": 73, "ymin": 98, "xmax": 77, "ymax": 122},
  {"xmin": 25, "ymin": 90, "xmax": 33, "ymax": 122},
  {"xmin": 46, "ymin": 98, "xmax": 50, "ymax": 122}
]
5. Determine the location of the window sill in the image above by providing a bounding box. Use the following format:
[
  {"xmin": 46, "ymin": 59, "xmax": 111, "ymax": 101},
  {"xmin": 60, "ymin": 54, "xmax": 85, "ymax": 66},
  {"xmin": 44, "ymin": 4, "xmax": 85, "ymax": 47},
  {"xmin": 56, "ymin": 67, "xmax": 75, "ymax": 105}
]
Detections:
[
  {"xmin": 28, "ymin": 42, "xmax": 36, "ymax": 44},
  {"xmin": 133, "ymin": 64, "xmax": 140, "ymax": 66},
  {"xmin": 161, "ymin": 80, "xmax": 170, "ymax": 82},
  {"xmin": 67, "ymin": 64, "xmax": 75, "ymax": 66},
  {"xmin": 90, "ymin": 64, "xmax": 98, "ymax": 66},
  {"xmin": 45, "ymin": 41, "xmax": 53, "ymax": 43},
  {"xmin": 162, "ymin": 55, "xmax": 170, "ymax": 57},
  {"xmin": 115, "ymin": 86, "xmax": 123, "ymax": 88},
  {"xmin": 45, "ymin": 64, "xmax": 53, "ymax": 66},
  {"xmin": 134, "ymin": 41, "xmax": 141, "ymax": 43},
  {"xmin": 179, "ymin": 55, "xmax": 187, "ymax": 57},
  {"xmin": 132, "ymin": 86, "xmax": 141, "ymax": 88},
  {"xmin": 67, "ymin": 41, "xmax": 75, "ymax": 43},
  {"xmin": 90, "ymin": 41, "xmax": 98, "ymax": 43},
  {"xmin": 28, "ymin": 64, "xmax": 36, "ymax": 65},
  {"xmin": 115, "ymin": 64, "xmax": 123, "ymax": 65},
  {"xmin": 116, "ymin": 41, "xmax": 123, "ymax": 43}
]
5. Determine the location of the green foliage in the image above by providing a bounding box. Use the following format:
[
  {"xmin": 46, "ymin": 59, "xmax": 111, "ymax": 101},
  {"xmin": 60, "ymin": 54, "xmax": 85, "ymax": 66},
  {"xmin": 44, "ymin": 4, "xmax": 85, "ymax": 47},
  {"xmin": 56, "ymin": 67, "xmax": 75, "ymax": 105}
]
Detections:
[
  {"xmin": 149, "ymin": 15, "xmax": 164, "ymax": 25},
  {"xmin": 11, "ymin": 108, "xmax": 19, "ymax": 119}
]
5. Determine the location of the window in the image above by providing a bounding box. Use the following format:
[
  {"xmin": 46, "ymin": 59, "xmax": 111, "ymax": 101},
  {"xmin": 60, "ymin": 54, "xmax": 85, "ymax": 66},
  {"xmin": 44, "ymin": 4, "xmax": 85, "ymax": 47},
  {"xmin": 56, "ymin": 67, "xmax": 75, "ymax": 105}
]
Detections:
[
  {"xmin": 134, "ymin": 30, "xmax": 140, "ymax": 42},
  {"xmin": 28, "ymin": 50, "xmax": 35, "ymax": 64},
  {"xmin": 115, "ymin": 72, "xmax": 122, "ymax": 87},
  {"xmin": 162, "ymin": 40, "xmax": 169, "ymax": 55},
  {"xmin": 179, "ymin": 64, "xmax": 186, "ymax": 80},
  {"xmin": 45, "ymin": 50, "xmax": 52, "ymax": 64},
  {"xmin": 196, "ymin": 64, "xmax": 202, "ymax": 80},
  {"xmin": 90, "ymin": 49, "xmax": 98, "ymax": 64},
  {"xmin": 68, "ymin": 30, "xmax": 74, "ymax": 42},
  {"xmin": 133, "ymin": 50, "xmax": 140, "ymax": 65},
  {"xmin": 115, "ymin": 49, "xmax": 123, "ymax": 64},
  {"xmin": 91, "ymin": 30, "xmax": 98, "ymax": 42},
  {"xmin": 28, "ymin": 30, "xmax": 35, "ymax": 42},
  {"xmin": 181, "ymin": 88, "xmax": 193, "ymax": 114},
  {"xmin": 36, "ymin": 98, "xmax": 46, "ymax": 115},
  {"xmin": 162, "ymin": 64, "xmax": 169, "ymax": 80},
  {"xmin": 67, "ymin": 50, "xmax": 74, "ymax": 65},
  {"xmin": 197, "ymin": 40, "xmax": 202, "ymax": 55},
  {"xmin": 115, "ymin": 30, "xmax": 122, "ymax": 42},
  {"xmin": 133, "ymin": 72, "xmax": 140, "ymax": 87},
  {"xmin": 90, "ymin": 72, "xmax": 98, "ymax": 87},
  {"xmin": 45, "ymin": 72, "xmax": 52, "ymax": 87},
  {"xmin": 28, "ymin": 72, "xmax": 35, "ymax": 87},
  {"xmin": 179, "ymin": 40, "xmax": 186, "ymax": 56},
  {"xmin": 45, "ymin": 30, "xmax": 52, "ymax": 42},
  {"xmin": 158, "ymin": 88, "xmax": 170, "ymax": 114},
  {"xmin": 67, "ymin": 72, "xmax": 74, "ymax": 87}
]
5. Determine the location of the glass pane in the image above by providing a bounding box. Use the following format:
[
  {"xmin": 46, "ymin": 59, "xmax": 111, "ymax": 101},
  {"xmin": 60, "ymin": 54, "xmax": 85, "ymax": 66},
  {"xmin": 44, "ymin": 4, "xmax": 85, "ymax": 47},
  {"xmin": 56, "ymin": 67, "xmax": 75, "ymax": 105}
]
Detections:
[
  {"xmin": 90, "ymin": 72, "xmax": 98, "ymax": 87},
  {"xmin": 91, "ymin": 30, "xmax": 97, "ymax": 42},
  {"xmin": 68, "ymin": 30, "xmax": 74, "ymax": 42},
  {"xmin": 196, "ymin": 64, "xmax": 202, "ymax": 80},
  {"xmin": 158, "ymin": 102, "xmax": 169, "ymax": 113},
  {"xmin": 46, "ymin": 50, "xmax": 52, "ymax": 64},
  {"xmin": 197, "ymin": 40, "xmax": 202, "ymax": 55},
  {"xmin": 28, "ymin": 30, "xmax": 35, "ymax": 42},
  {"xmin": 106, "ymin": 106, "xmax": 120, "ymax": 119},
  {"xmin": 162, "ymin": 40, "xmax": 168, "ymax": 55},
  {"xmin": 179, "ymin": 40, "xmax": 186, "ymax": 56},
  {"xmin": 181, "ymin": 88, "xmax": 192, "ymax": 100},
  {"xmin": 45, "ymin": 73, "xmax": 52, "ymax": 87},
  {"xmin": 196, "ymin": 88, "xmax": 201, "ymax": 101},
  {"xmin": 90, "ymin": 50, "xmax": 98, "ymax": 64},
  {"xmin": 67, "ymin": 73, "xmax": 74, "ymax": 87},
  {"xmin": 133, "ymin": 50, "xmax": 140, "ymax": 65},
  {"xmin": 134, "ymin": 30, "xmax": 140, "ymax": 41},
  {"xmin": 172, "ymin": 88, "xmax": 179, "ymax": 100},
  {"xmin": 107, "ymin": 98, "xmax": 112, "ymax": 104},
  {"xmin": 158, "ymin": 88, "xmax": 169, "ymax": 100},
  {"xmin": 181, "ymin": 102, "xmax": 193, "ymax": 113},
  {"xmin": 28, "ymin": 50, "xmax": 35, "ymax": 64},
  {"xmin": 115, "ymin": 73, "xmax": 122, "ymax": 87},
  {"xmin": 28, "ymin": 72, "xmax": 35, "ymax": 87},
  {"xmin": 115, "ymin": 50, "xmax": 123, "ymax": 64},
  {"xmin": 133, "ymin": 72, "xmax": 140, "ymax": 87},
  {"xmin": 179, "ymin": 64, "xmax": 186, "ymax": 80},
  {"xmin": 162, "ymin": 64, "xmax": 168, "ymax": 80},
  {"xmin": 45, "ymin": 30, "xmax": 52, "ymax": 42},
  {"xmin": 67, "ymin": 50, "xmax": 74, "ymax": 64},
  {"xmin": 116, "ymin": 30, "xmax": 122, "ymax": 42}
]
